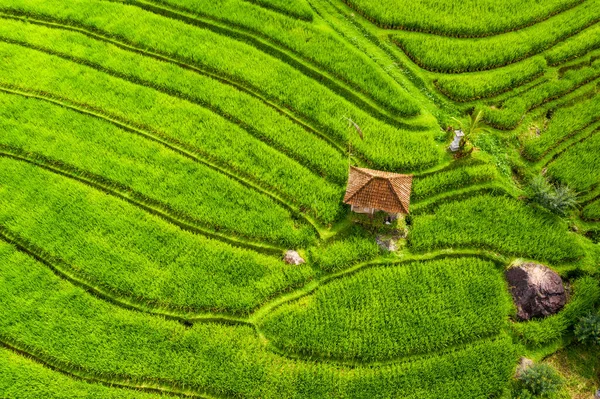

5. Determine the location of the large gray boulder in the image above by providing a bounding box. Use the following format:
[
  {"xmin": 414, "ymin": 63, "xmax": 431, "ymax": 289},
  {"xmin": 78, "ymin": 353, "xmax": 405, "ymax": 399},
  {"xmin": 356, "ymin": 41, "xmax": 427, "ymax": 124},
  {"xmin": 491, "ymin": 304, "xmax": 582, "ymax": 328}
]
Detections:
[{"xmin": 505, "ymin": 263, "xmax": 566, "ymax": 321}]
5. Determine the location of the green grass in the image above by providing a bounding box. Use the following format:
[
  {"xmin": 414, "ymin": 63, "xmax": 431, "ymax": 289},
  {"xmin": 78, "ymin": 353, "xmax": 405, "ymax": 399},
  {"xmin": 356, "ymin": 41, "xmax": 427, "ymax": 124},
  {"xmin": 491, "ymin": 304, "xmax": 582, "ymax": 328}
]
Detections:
[
  {"xmin": 0, "ymin": 239, "xmax": 519, "ymax": 398},
  {"xmin": 435, "ymin": 57, "xmax": 547, "ymax": 102},
  {"xmin": 522, "ymin": 93, "xmax": 600, "ymax": 160},
  {"xmin": 583, "ymin": 199, "xmax": 600, "ymax": 220},
  {"xmin": 412, "ymin": 162, "xmax": 499, "ymax": 201},
  {"xmin": 547, "ymin": 132, "xmax": 600, "ymax": 192},
  {"xmin": 391, "ymin": 1, "xmax": 600, "ymax": 73},
  {"xmin": 0, "ymin": 41, "xmax": 346, "ymax": 223},
  {"xmin": 116, "ymin": 0, "xmax": 419, "ymax": 116},
  {"xmin": 0, "ymin": 92, "xmax": 315, "ymax": 247},
  {"xmin": 260, "ymin": 257, "xmax": 512, "ymax": 362},
  {"xmin": 0, "ymin": 157, "xmax": 314, "ymax": 315},
  {"xmin": 308, "ymin": 234, "xmax": 380, "ymax": 273},
  {"xmin": 243, "ymin": 0, "xmax": 313, "ymax": 21},
  {"xmin": 343, "ymin": 0, "xmax": 582, "ymax": 35},
  {"xmin": 0, "ymin": 1, "xmax": 443, "ymax": 171},
  {"xmin": 409, "ymin": 195, "xmax": 584, "ymax": 263},
  {"xmin": 0, "ymin": 347, "xmax": 174, "ymax": 399},
  {"xmin": 485, "ymin": 62, "xmax": 600, "ymax": 130}
]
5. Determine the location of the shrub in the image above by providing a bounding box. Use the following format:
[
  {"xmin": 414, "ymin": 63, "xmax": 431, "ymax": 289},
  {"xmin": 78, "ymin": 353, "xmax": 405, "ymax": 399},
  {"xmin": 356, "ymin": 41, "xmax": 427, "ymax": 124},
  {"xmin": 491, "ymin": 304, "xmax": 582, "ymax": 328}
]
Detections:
[
  {"xmin": 517, "ymin": 364, "xmax": 562, "ymax": 397},
  {"xmin": 574, "ymin": 313, "xmax": 600, "ymax": 345},
  {"xmin": 526, "ymin": 175, "xmax": 578, "ymax": 217}
]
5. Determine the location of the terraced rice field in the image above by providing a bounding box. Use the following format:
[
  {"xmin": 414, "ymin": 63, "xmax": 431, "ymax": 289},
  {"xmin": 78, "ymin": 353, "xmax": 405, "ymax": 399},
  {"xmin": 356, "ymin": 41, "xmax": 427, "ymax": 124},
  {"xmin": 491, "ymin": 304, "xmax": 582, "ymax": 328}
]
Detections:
[{"xmin": 0, "ymin": 0, "xmax": 598, "ymax": 397}]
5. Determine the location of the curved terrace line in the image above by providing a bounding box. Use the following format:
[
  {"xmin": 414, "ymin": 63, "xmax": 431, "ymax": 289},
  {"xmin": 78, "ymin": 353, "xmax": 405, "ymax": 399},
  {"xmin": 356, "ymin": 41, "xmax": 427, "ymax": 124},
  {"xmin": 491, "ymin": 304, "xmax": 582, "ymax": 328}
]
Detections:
[
  {"xmin": 390, "ymin": 18, "xmax": 600, "ymax": 74},
  {"xmin": 0, "ymin": 85, "xmax": 327, "ymax": 236},
  {"xmin": 248, "ymin": 250, "xmax": 509, "ymax": 323},
  {"xmin": 0, "ymin": 147, "xmax": 285, "ymax": 255},
  {"xmin": 0, "ymin": 339, "xmax": 213, "ymax": 399},
  {"xmin": 241, "ymin": 0, "xmax": 313, "ymax": 22},
  {"xmin": 0, "ymin": 36, "xmax": 346, "ymax": 187},
  {"xmin": 538, "ymin": 124, "xmax": 600, "ymax": 169},
  {"xmin": 0, "ymin": 226, "xmax": 254, "ymax": 327},
  {"xmin": 262, "ymin": 329, "xmax": 504, "ymax": 367},
  {"xmin": 342, "ymin": 0, "xmax": 587, "ymax": 38},
  {"xmin": 0, "ymin": 12, "xmax": 364, "ymax": 162},
  {"xmin": 410, "ymin": 184, "xmax": 516, "ymax": 215},
  {"xmin": 107, "ymin": 0, "xmax": 420, "ymax": 122}
]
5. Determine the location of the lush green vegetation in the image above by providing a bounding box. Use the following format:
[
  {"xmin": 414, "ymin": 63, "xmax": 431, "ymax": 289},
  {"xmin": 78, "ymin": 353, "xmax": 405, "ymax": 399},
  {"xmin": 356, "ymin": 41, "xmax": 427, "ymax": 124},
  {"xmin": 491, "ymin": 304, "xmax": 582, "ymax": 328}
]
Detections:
[
  {"xmin": 309, "ymin": 234, "xmax": 379, "ymax": 273},
  {"xmin": 0, "ymin": 240, "xmax": 518, "ymax": 398},
  {"xmin": 409, "ymin": 195, "xmax": 584, "ymax": 262},
  {"xmin": 0, "ymin": 157, "xmax": 314, "ymax": 315},
  {"xmin": 392, "ymin": 0, "xmax": 600, "ymax": 73},
  {"xmin": 583, "ymin": 199, "xmax": 600, "ymax": 220},
  {"xmin": 522, "ymin": 93, "xmax": 600, "ymax": 159},
  {"xmin": 343, "ymin": 0, "xmax": 582, "ymax": 35},
  {"xmin": 1, "ymin": 0, "xmax": 598, "ymax": 396},
  {"xmin": 547, "ymin": 132, "xmax": 600, "ymax": 192},
  {"xmin": 0, "ymin": 92, "xmax": 315, "ymax": 247},
  {"xmin": 261, "ymin": 257, "xmax": 511, "ymax": 361},
  {"xmin": 412, "ymin": 162, "xmax": 498, "ymax": 201},
  {"xmin": 435, "ymin": 57, "xmax": 547, "ymax": 101}
]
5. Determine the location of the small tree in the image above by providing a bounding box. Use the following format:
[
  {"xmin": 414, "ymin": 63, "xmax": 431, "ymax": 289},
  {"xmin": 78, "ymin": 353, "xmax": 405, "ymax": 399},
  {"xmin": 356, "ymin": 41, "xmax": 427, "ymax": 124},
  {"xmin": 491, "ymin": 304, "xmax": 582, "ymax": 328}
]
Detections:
[
  {"xmin": 451, "ymin": 110, "xmax": 490, "ymax": 155},
  {"xmin": 517, "ymin": 364, "xmax": 563, "ymax": 397},
  {"xmin": 575, "ymin": 313, "xmax": 600, "ymax": 346}
]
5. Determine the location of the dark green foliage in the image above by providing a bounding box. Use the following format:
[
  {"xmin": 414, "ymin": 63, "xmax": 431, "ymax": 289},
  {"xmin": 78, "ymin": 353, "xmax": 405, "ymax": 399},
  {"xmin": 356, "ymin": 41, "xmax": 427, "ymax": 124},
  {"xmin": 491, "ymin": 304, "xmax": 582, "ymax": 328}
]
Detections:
[
  {"xmin": 409, "ymin": 195, "xmax": 584, "ymax": 262},
  {"xmin": 261, "ymin": 258, "xmax": 512, "ymax": 361},
  {"xmin": 526, "ymin": 175, "xmax": 578, "ymax": 217},
  {"xmin": 512, "ymin": 277, "xmax": 600, "ymax": 347},
  {"xmin": 309, "ymin": 234, "xmax": 379, "ymax": 273},
  {"xmin": 575, "ymin": 313, "xmax": 600, "ymax": 345},
  {"xmin": 517, "ymin": 364, "xmax": 563, "ymax": 397}
]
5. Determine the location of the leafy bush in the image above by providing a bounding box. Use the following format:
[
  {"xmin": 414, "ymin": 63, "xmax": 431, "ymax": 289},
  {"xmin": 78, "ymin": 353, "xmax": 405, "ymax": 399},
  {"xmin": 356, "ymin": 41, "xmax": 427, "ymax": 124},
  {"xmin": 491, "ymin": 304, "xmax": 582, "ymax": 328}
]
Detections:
[
  {"xmin": 309, "ymin": 235, "xmax": 379, "ymax": 273},
  {"xmin": 526, "ymin": 175, "xmax": 578, "ymax": 217},
  {"xmin": 517, "ymin": 364, "xmax": 563, "ymax": 397},
  {"xmin": 575, "ymin": 312, "xmax": 600, "ymax": 345}
]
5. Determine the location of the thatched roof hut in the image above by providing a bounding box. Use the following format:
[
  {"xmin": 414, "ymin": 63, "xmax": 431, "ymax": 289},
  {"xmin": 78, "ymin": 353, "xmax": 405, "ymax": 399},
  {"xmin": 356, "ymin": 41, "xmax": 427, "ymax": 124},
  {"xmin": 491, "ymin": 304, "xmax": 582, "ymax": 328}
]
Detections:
[{"xmin": 343, "ymin": 166, "xmax": 413, "ymax": 216}]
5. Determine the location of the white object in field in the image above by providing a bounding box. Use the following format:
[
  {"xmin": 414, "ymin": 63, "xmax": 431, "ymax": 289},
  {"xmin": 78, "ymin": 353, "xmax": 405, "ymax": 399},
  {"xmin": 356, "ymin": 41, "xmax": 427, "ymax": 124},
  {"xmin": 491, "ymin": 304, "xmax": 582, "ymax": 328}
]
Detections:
[
  {"xmin": 284, "ymin": 250, "xmax": 305, "ymax": 265},
  {"xmin": 450, "ymin": 129, "xmax": 465, "ymax": 152}
]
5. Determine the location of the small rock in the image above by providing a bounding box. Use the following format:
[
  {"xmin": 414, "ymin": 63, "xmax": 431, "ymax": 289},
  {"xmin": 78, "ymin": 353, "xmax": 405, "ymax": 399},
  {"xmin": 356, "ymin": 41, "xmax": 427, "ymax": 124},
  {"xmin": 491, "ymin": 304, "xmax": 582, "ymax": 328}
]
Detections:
[
  {"xmin": 284, "ymin": 250, "xmax": 305, "ymax": 265},
  {"xmin": 505, "ymin": 263, "xmax": 566, "ymax": 321},
  {"xmin": 595, "ymin": 389, "xmax": 600, "ymax": 399},
  {"xmin": 376, "ymin": 235, "xmax": 398, "ymax": 252},
  {"xmin": 515, "ymin": 357, "xmax": 534, "ymax": 378}
]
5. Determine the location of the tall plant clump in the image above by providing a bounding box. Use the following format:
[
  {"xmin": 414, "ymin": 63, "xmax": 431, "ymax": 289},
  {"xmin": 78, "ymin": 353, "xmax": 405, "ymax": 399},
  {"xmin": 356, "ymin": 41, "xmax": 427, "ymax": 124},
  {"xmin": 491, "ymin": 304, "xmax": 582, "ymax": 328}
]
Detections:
[{"xmin": 527, "ymin": 175, "xmax": 578, "ymax": 216}]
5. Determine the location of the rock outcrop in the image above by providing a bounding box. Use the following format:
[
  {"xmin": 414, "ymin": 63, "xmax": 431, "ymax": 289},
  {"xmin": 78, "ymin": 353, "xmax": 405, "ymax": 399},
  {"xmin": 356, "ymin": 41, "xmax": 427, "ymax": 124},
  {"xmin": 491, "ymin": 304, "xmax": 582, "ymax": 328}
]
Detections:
[
  {"xmin": 505, "ymin": 263, "xmax": 566, "ymax": 321},
  {"xmin": 284, "ymin": 250, "xmax": 305, "ymax": 265}
]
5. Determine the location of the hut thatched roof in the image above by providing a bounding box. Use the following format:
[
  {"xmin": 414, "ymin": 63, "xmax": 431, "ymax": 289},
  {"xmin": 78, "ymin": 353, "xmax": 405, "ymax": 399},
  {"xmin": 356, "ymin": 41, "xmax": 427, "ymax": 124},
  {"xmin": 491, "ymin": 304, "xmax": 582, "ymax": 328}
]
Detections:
[{"xmin": 343, "ymin": 166, "xmax": 413, "ymax": 214}]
